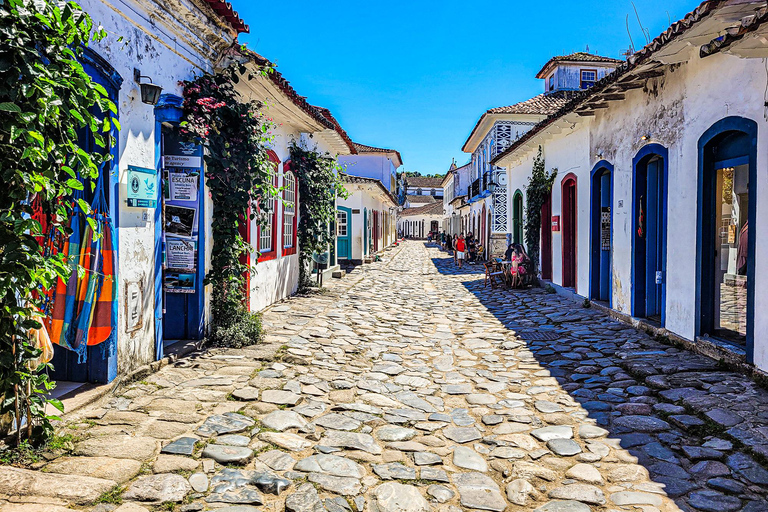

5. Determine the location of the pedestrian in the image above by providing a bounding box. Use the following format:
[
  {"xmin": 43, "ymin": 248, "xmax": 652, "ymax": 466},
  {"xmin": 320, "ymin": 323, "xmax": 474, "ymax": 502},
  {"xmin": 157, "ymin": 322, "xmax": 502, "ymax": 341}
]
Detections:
[
  {"xmin": 456, "ymin": 234, "xmax": 466, "ymax": 269},
  {"xmin": 452, "ymin": 235, "xmax": 458, "ymax": 264}
]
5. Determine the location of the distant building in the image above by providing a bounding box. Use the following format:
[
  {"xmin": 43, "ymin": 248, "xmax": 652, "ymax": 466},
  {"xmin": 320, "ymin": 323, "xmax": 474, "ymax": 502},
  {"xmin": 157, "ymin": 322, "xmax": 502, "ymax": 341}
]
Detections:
[
  {"xmin": 403, "ymin": 176, "xmax": 444, "ymax": 199},
  {"xmin": 397, "ymin": 202, "xmax": 443, "ymax": 239}
]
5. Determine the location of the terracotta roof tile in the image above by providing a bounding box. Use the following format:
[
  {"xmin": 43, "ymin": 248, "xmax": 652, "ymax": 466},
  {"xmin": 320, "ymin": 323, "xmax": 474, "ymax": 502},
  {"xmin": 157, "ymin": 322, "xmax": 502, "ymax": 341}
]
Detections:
[
  {"xmin": 202, "ymin": 0, "xmax": 248, "ymax": 33},
  {"xmin": 313, "ymin": 106, "xmax": 357, "ymax": 155},
  {"xmin": 406, "ymin": 195, "xmax": 436, "ymax": 204},
  {"xmin": 487, "ymin": 91, "xmax": 575, "ymax": 116},
  {"xmin": 401, "ymin": 202, "xmax": 443, "ymax": 217},
  {"xmin": 353, "ymin": 143, "xmax": 404, "ymax": 167},
  {"xmin": 342, "ymin": 175, "xmax": 397, "ymax": 204},
  {"xmin": 536, "ymin": 52, "xmax": 623, "ymax": 78},
  {"xmin": 405, "ymin": 176, "xmax": 444, "ymax": 188}
]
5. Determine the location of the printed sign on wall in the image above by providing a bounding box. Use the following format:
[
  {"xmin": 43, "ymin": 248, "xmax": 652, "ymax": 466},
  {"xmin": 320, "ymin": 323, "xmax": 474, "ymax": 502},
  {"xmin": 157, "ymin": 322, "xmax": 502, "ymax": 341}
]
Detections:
[{"xmin": 127, "ymin": 165, "xmax": 157, "ymax": 208}]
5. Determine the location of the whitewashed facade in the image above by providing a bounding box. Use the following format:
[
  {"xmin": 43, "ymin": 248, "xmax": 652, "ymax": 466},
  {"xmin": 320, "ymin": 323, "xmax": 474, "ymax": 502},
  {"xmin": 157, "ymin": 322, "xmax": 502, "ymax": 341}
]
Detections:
[{"xmin": 495, "ymin": 1, "xmax": 768, "ymax": 371}]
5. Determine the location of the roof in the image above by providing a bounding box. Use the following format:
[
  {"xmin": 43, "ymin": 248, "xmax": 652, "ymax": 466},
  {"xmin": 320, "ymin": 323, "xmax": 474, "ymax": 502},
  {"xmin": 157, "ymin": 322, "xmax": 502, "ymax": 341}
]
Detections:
[
  {"xmin": 342, "ymin": 175, "xmax": 397, "ymax": 205},
  {"xmin": 406, "ymin": 195, "xmax": 436, "ymax": 204},
  {"xmin": 462, "ymin": 92, "xmax": 575, "ymax": 153},
  {"xmin": 313, "ymin": 106, "xmax": 357, "ymax": 155},
  {"xmin": 201, "ymin": 0, "xmax": 248, "ymax": 33},
  {"xmin": 400, "ymin": 201, "xmax": 443, "ymax": 217},
  {"xmin": 449, "ymin": 195, "xmax": 467, "ymax": 208},
  {"xmin": 242, "ymin": 50, "xmax": 356, "ymax": 155},
  {"xmin": 536, "ymin": 52, "xmax": 623, "ymax": 78},
  {"xmin": 406, "ymin": 176, "xmax": 444, "ymax": 188},
  {"xmin": 353, "ymin": 142, "xmax": 404, "ymax": 168},
  {"xmin": 492, "ymin": 0, "xmax": 739, "ymax": 167},
  {"xmin": 487, "ymin": 91, "xmax": 575, "ymax": 115}
]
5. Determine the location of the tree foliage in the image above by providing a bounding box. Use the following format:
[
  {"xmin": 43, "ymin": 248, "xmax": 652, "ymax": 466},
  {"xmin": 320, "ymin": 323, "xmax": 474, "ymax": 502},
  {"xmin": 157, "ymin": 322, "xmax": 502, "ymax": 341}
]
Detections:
[
  {"xmin": 0, "ymin": 0, "xmax": 116, "ymax": 444},
  {"xmin": 524, "ymin": 147, "xmax": 557, "ymax": 275},
  {"xmin": 180, "ymin": 62, "xmax": 276, "ymax": 346},
  {"xmin": 288, "ymin": 143, "xmax": 347, "ymax": 291}
]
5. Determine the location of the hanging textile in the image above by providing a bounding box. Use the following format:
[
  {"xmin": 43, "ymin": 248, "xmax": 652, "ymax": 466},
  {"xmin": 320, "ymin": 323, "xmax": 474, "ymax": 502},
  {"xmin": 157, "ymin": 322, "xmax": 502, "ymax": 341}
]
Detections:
[
  {"xmin": 87, "ymin": 187, "xmax": 117, "ymax": 347},
  {"xmin": 47, "ymin": 197, "xmax": 85, "ymax": 360}
]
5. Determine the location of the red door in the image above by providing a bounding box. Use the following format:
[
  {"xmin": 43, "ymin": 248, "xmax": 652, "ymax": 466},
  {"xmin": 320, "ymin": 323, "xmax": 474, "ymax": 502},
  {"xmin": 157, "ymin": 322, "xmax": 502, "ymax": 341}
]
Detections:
[
  {"xmin": 541, "ymin": 192, "xmax": 553, "ymax": 280},
  {"xmin": 562, "ymin": 175, "xmax": 577, "ymax": 288}
]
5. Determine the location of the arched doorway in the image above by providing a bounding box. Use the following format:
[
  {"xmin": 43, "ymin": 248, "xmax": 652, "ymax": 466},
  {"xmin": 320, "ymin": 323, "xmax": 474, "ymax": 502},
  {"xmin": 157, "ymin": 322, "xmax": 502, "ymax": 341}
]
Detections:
[
  {"xmin": 561, "ymin": 174, "xmax": 577, "ymax": 288},
  {"xmin": 697, "ymin": 117, "xmax": 757, "ymax": 359},
  {"xmin": 512, "ymin": 190, "xmax": 523, "ymax": 245},
  {"xmin": 541, "ymin": 191, "xmax": 553, "ymax": 280},
  {"xmin": 632, "ymin": 144, "xmax": 668, "ymax": 324},
  {"xmin": 590, "ymin": 162, "xmax": 613, "ymax": 303}
]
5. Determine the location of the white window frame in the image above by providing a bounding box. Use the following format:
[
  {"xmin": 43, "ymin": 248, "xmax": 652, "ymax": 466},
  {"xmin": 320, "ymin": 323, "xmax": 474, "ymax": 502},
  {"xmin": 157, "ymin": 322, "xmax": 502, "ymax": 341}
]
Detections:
[{"xmin": 337, "ymin": 210, "xmax": 348, "ymax": 237}]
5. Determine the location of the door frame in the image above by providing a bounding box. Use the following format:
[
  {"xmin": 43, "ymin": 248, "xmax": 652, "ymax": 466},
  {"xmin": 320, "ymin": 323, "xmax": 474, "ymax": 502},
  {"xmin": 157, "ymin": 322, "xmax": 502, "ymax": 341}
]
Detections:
[
  {"xmin": 589, "ymin": 161, "xmax": 614, "ymax": 304},
  {"xmin": 561, "ymin": 173, "xmax": 578, "ymax": 289},
  {"xmin": 631, "ymin": 143, "xmax": 669, "ymax": 324},
  {"xmin": 696, "ymin": 116, "xmax": 757, "ymax": 362}
]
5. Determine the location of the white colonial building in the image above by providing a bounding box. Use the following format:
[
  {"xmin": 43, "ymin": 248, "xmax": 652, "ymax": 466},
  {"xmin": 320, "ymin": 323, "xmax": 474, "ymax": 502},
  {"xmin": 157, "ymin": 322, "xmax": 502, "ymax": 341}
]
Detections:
[
  {"xmin": 461, "ymin": 52, "xmax": 621, "ymax": 259},
  {"xmin": 494, "ymin": 1, "xmax": 768, "ymax": 372}
]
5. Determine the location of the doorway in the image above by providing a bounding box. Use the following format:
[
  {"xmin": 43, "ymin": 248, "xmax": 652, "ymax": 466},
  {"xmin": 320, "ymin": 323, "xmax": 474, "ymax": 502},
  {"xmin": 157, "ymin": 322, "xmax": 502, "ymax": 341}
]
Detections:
[
  {"xmin": 698, "ymin": 117, "xmax": 756, "ymax": 358},
  {"xmin": 590, "ymin": 163, "xmax": 613, "ymax": 303},
  {"xmin": 632, "ymin": 145, "xmax": 668, "ymax": 323},
  {"xmin": 561, "ymin": 175, "xmax": 577, "ymax": 288},
  {"xmin": 541, "ymin": 191, "xmax": 553, "ymax": 280},
  {"xmin": 513, "ymin": 190, "xmax": 523, "ymax": 245},
  {"xmin": 337, "ymin": 207, "xmax": 351, "ymax": 259}
]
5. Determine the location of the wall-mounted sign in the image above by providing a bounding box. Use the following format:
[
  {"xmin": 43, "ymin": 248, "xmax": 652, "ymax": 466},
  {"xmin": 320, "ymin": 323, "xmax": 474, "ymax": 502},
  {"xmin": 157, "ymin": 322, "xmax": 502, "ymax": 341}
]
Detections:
[
  {"xmin": 169, "ymin": 171, "xmax": 199, "ymax": 202},
  {"xmin": 166, "ymin": 237, "xmax": 196, "ymax": 271},
  {"xmin": 551, "ymin": 215, "xmax": 561, "ymax": 232},
  {"xmin": 164, "ymin": 135, "xmax": 203, "ymax": 168},
  {"xmin": 164, "ymin": 271, "xmax": 196, "ymax": 293},
  {"xmin": 127, "ymin": 165, "xmax": 157, "ymax": 208},
  {"xmin": 164, "ymin": 204, "xmax": 197, "ymax": 239}
]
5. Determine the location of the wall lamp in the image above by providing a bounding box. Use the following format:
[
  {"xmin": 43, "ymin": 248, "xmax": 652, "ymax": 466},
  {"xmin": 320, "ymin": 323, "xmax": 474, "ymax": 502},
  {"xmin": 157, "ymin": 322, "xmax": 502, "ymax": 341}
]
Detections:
[
  {"xmin": 640, "ymin": 133, "xmax": 652, "ymax": 142},
  {"xmin": 134, "ymin": 69, "xmax": 162, "ymax": 106}
]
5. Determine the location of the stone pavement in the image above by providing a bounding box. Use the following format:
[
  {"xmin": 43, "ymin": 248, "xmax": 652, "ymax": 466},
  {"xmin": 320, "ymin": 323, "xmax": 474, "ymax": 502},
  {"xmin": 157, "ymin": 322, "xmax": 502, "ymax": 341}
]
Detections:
[{"xmin": 2, "ymin": 240, "xmax": 768, "ymax": 512}]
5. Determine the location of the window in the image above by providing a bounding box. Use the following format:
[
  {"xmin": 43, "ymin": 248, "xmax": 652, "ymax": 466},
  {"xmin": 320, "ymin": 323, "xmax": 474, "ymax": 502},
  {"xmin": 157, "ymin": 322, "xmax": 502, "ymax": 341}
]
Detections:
[
  {"xmin": 282, "ymin": 165, "xmax": 297, "ymax": 255},
  {"xmin": 417, "ymin": 188, "xmax": 423, "ymax": 195},
  {"xmin": 257, "ymin": 150, "xmax": 280, "ymax": 262},
  {"xmin": 580, "ymin": 69, "xmax": 597, "ymax": 89},
  {"xmin": 548, "ymin": 74, "xmax": 555, "ymax": 92},
  {"xmin": 337, "ymin": 210, "xmax": 348, "ymax": 237}
]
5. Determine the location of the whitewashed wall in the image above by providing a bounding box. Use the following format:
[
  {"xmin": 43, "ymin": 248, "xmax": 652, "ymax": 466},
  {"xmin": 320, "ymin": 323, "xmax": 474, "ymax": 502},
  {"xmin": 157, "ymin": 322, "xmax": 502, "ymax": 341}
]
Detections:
[
  {"xmin": 80, "ymin": 0, "xmax": 230, "ymax": 373},
  {"xmin": 338, "ymin": 187, "xmax": 394, "ymax": 261}
]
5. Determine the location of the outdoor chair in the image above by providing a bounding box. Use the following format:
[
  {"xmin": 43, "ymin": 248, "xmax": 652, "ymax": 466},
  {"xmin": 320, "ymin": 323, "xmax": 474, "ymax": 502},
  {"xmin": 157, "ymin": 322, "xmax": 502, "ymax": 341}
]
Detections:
[{"xmin": 484, "ymin": 261, "xmax": 505, "ymax": 289}]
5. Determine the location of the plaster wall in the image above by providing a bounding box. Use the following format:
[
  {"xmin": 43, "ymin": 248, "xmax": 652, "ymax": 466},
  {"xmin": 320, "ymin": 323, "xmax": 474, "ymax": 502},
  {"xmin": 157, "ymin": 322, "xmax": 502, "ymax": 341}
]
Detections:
[
  {"xmin": 79, "ymin": 0, "xmax": 229, "ymax": 373},
  {"xmin": 338, "ymin": 186, "xmax": 395, "ymax": 261},
  {"xmin": 339, "ymin": 155, "xmax": 398, "ymax": 193}
]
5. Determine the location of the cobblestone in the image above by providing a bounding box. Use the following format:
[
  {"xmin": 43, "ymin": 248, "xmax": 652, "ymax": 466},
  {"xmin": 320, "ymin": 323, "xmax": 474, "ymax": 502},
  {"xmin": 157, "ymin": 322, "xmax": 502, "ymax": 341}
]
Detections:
[{"xmin": 6, "ymin": 241, "xmax": 768, "ymax": 511}]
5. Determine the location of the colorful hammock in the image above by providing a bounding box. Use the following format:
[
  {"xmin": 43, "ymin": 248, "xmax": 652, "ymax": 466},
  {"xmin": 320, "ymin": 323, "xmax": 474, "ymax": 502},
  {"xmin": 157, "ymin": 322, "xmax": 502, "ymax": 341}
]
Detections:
[{"xmin": 48, "ymin": 169, "xmax": 116, "ymax": 361}]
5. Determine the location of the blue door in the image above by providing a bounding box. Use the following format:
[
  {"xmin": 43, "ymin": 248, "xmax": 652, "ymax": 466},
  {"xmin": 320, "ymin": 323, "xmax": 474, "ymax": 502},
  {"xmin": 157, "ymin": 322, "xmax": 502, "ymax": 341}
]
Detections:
[
  {"xmin": 337, "ymin": 207, "xmax": 351, "ymax": 259},
  {"xmin": 590, "ymin": 164, "xmax": 613, "ymax": 304}
]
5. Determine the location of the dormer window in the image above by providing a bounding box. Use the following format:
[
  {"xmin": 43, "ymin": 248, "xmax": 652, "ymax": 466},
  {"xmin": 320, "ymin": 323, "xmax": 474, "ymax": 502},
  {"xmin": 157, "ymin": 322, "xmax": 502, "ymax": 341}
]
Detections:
[
  {"xmin": 548, "ymin": 74, "xmax": 555, "ymax": 92},
  {"xmin": 580, "ymin": 69, "xmax": 597, "ymax": 89}
]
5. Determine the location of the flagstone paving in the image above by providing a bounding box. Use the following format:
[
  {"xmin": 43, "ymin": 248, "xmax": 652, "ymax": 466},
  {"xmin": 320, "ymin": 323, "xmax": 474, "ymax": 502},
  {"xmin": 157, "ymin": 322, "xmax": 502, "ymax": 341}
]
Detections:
[{"xmin": 3, "ymin": 240, "xmax": 768, "ymax": 511}]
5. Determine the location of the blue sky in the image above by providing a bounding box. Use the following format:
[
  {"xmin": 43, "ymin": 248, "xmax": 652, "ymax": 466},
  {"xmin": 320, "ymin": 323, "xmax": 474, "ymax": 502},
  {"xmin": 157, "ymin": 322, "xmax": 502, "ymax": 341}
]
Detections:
[{"xmin": 233, "ymin": 0, "xmax": 702, "ymax": 176}]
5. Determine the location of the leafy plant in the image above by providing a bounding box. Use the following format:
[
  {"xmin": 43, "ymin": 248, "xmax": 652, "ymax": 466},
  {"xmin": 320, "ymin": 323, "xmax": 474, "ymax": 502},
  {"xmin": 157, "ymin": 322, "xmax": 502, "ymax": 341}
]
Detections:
[
  {"xmin": 524, "ymin": 147, "xmax": 557, "ymax": 276},
  {"xmin": 288, "ymin": 143, "xmax": 348, "ymax": 291},
  {"xmin": 180, "ymin": 61, "xmax": 276, "ymax": 347},
  {"xmin": 0, "ymin": 0, "xmax": 116, "ymax": 445}
]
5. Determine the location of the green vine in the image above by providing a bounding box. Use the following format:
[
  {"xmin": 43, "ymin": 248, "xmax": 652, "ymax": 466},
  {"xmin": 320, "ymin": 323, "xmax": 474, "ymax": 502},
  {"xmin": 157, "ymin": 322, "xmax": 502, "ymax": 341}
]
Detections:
[
  {"xmin": 180, "ymin": 62, "xmax": 276, "ymax": 347},
  {"xmin": 288, "ymin": 143, "xmax": 348, "ymax": 291},
  {"xmin": 0, "ymin": 0, "xmax": 115, "ymax": 444},
  {"xmin": 524, "ymin": 146, "xmax": 557, "ymax": 275}
]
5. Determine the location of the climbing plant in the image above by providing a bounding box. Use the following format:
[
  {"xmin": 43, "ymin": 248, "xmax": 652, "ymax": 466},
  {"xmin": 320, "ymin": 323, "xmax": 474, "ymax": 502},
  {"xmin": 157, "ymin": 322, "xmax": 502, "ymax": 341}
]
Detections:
[
  {"xmin": 0, "ymin": 0, "xmax": 115, "ymax": 444},
  {"xmin": 288, "ymin": 143, "xmax": 348, "ymax": 291},
  {"xmin": 180, "ymin": 62, "xmax": 277, "ymax": 347},
  {"xmin": 524, "ymin": 146, "xmax": 557, "ymax": 275}
]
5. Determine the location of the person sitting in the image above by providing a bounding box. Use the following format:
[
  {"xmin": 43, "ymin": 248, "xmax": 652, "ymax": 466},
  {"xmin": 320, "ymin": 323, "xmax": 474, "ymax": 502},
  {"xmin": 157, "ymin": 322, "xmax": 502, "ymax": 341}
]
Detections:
[{"xmin": 504, "ymin": 243, "xmax": 514, "ymax": 262}]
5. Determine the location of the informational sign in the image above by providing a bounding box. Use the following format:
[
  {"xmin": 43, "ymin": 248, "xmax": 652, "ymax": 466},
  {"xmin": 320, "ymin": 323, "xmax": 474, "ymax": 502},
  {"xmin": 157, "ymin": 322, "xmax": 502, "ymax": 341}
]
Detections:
[
  {"xmin": 168, "ymin": 171, "xmax": 199, "ymax": 202},
  {"xmin": 601, "ymin": 207, "xmax": 611, "ymax": 251},
  {"xmin": 164, "ymin": 205, "xmax": 196, "ymax": 239},
  {"xmin": 163, "ymin": 136, "xmax": 203, "ymax": 169},
  {"xmin": 127, "ymin": 165, "xmax": 157, "ymax": 208},
  {"xmin": 164, "ymin": 154, "xmax": 202, "ymax": 168},
  {"xmin": 164, "ymin": 271, "xmax": 196, "ymax": 293},
  {"xmin": 551, "ymin": 216, "xmax": 560, "ymax": 232},
  {"xmin": 166, "ymin": 238, "xmax": 196, "ymax": 271}
]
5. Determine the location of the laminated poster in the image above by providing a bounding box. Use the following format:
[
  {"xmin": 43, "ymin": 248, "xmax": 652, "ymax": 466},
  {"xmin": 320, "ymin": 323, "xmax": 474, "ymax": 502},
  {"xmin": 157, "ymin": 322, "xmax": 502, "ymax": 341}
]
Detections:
[
  {"xmin": 164, "ymin": 204, "xmax": 197, "ymax": 239},
  {"xmin": 169, "ymin": 171, "xmax": 199, "ymax": 202},
  {"xmin": 166, "ymin": 237, "xmax": 196, "ymax": 271}
]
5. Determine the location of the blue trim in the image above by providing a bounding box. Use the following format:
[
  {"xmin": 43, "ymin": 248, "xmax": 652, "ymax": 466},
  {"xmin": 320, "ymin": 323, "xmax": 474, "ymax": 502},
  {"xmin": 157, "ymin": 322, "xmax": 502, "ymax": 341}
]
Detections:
[
  {"xmin": 631, "ymin": 144, "xmax": 669, "ymax": 325},
  {"xmin": 81, "ymin": 46, "xmax": 123, "ymax": 93},
  {"xmin": 589, "ymin": 160, "xmax": 614, "ymax": 306},
  {"xmin": 695, "ymin": 116, "xmax": 757, "ymax": 363}
]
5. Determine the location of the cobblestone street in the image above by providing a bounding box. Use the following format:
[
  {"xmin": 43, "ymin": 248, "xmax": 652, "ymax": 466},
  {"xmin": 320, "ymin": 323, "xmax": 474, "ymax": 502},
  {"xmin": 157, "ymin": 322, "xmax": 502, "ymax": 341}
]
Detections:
[{"xmin": 4, "ymin": 240, "xmax": 768, "ymax": 512}]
